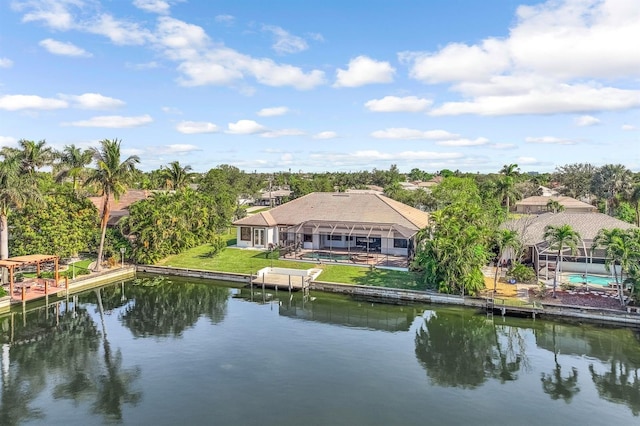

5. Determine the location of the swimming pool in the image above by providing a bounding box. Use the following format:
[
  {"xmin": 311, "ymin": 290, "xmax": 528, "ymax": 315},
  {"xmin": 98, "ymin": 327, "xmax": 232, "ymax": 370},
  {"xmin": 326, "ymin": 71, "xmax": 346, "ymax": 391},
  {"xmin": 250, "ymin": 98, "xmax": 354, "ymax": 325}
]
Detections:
[
  {"xmin": 301, "ymin": 251, "xmax": 351, "ymax": 261},
  {"xmin": 567, "ymin": 274, "xmax": 612, "ymax": 286}
]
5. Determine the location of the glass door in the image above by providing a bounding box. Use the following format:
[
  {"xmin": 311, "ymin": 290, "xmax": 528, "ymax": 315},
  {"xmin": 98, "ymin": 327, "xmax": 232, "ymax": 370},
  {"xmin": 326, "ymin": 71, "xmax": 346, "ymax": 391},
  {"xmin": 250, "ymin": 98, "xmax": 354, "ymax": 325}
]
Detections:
[{"xmin": 253, "ymin": 228, "xmax": 265, "ymax": 247}]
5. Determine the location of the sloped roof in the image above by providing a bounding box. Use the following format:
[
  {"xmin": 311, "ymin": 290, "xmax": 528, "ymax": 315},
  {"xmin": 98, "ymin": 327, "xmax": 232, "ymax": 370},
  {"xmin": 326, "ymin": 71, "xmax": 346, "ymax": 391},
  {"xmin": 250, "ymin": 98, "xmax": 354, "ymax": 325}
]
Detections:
[
  {"xmin": 233, "ymin": 192, "xmax": 429, "ymax": 231},
  {"xmin": 516, "ymin": 195, "xmax": 595, "ymax": 210},
  {"xmin": 89, "ymin": 189, "xmax": 150, "ymax": 213},
  {"xmin": 504, "ymin": 212, "xmax": 637, "ymax": 246}
]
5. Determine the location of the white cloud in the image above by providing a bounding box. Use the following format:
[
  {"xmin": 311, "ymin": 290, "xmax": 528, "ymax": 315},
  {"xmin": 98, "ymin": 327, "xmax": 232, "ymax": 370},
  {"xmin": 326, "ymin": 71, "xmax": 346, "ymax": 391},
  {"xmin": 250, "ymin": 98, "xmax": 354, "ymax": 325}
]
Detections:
[
  {"xmin": 334, "ymin": 56, "xmax": 395, "ymax": 88},
  {"xmin": 365, "ymin": 96, "xmax": 432, "ymax": 112},
  {"xmin": 0, "ymin": 58, "xmax": 13, "ymax": 68},
  {"xmin": 313, "ymin": 131, "xmax": 337, "ymax": 140},
  {"xmin": 263, "ymin": 25, "xmax": 308, "ymax": 54},
  {"xmin": 257, "ymin": 106, "xmax": 289, "ymax": 117},
  {"xmin": 133, "ymin": 0, "xmax": 170, "ymax": 14},
  {"xmin": 86, "ymin": 14, "xmax": 152, "ymax": 45},
  {"xmin": 126, "ymin": 61, "xmax": 159, "ymax": 70},
  {"xmin": 280, "ymin": 153, "xmax": 294, "ymax": 164},
  {"xmin": 226, "ymin": 119, "xmax": 267, "ymax": 134},
  {"xmin": 176, "ymin": 121, "xmax": 219, "ymax": 134},
  {"xmin": 403, "ymin": 0, "xmax": 640, "ymax": 116},
  {"xmin": 260, "ymin": 129, "xmax": 305, "ymax": 138},
  {"xmin": 155, "ymin": 144, "xmax": 200, "ymax": 154},
  {"xmin": 0, "ymin": 94, "xmax": 67, "ymax": 110},
  {"xmin": 574, "ymin": 115, "xmax": 600, "ymax": 126},
  {"xmin": 13, "ymin": 0, "xmax": 78, "ymax": 30},
  {"xmin": 489, "ymin": 143, "xmax": 517, "ymax": 150},
  {"xmin": 162, "ymin": 106, "xmax": 182, "ymax": 114},
  {"xmin": 40, "ymin": 38, "xmax": 91, "ymax": 57},
  {"xmin": 60, "ymin": 93, "xmax": 125, "ymax": 109},
  {"xmin": 311, "ymin": 150, "xmax": 463, "ymax": 163},
  {"xmin": 215, "ymin": 15, "xmax": 235, "ymax": 24},
  {"xmin": 154, "ymin": 17, "xmax": 325, "ymax": 90},
  {"xmin": 436, "ymin": 137, "xmax": 489, "ymax": 147},
  {"xmin": 517, "ymin": 156, "xmax": 540, "ymax": 165},
  {"xmin": 371, "ymin": 128, "xmax": 459, "ymax": 140},
  {"xmin": 621, "ymin": 124, "xmax": 636, "ymax": 131},
  {"xmin": 429, "ymin": 82, "xmax": 640, "ymax": 116},
  {"xmin": 65, "ymin": 114, "xmax": 153, "ymax": 128},
  {"xmin": 0, "ymin": 136, "xmax": 17, "ymax": 147},
  {"xmin": 525, "ymin": 136, "xmax": 576, "ymax": 145}
]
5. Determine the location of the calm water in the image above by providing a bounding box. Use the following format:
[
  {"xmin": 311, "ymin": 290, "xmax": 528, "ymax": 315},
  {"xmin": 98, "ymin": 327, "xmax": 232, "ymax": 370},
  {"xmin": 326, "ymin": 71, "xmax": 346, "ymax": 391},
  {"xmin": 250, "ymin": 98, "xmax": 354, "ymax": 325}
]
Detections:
[{"xmin": 1, "ymin": 276, "xmax": 639, "ymax": 425}]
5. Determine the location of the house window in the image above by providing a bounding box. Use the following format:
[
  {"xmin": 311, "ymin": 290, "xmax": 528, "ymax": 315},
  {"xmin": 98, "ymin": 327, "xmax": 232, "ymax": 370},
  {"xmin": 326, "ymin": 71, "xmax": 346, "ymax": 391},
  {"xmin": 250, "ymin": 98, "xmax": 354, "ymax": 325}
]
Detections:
[
  {"xmin": 347, "ymin": 236, "xmax": 354, "ymax": 241},
  {"xmin": 393, "ymin": 239, "xmax": 408, "ymax": 248},
  {"xmin": 303, "ymin": 234, "xmax": 312, "ymax": 242},
  {"xmin": 240, "ymin": 227, "xmax": 251, "ymax": 241},
  {"xmin": 329, "ymin": 235, "xmax": 342, "ymax": 241}
]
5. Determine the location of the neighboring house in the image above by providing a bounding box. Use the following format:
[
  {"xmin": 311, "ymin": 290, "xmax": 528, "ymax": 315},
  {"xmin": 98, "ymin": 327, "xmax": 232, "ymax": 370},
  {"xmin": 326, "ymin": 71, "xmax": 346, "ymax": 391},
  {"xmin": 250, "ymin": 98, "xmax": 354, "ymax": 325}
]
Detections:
[
  {"xmin": 254, "ymin": 189, "xmax": 292, "ymax": 206},
  {"xmin": 504, "ymin": 212, "xmax": 637, "ymax": 277},
  {"xmin": 515, "ymin": 196, "xmax": 597, "ymax": 214},
  {"xmin": 88, "ymin": 189, "xmax": 150, "ymax": 226},
  {"xmin": 233, "ymin": 192, "xmax": 429, "ymax": 262}
]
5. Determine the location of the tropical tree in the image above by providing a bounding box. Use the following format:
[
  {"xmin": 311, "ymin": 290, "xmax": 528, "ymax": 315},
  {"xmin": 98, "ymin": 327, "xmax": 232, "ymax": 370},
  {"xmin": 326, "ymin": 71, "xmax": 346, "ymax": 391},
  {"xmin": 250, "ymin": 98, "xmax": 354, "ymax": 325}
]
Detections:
[
  {"xmin": 546, "ymin": 199, "xmax": 565, "ymax": 213},
  {"xmin": 627, "ymin": 183, "xmax": 640, "ymax": 227},
  {"xmin": 493, "ymin": 229, "xmax": 522, "ymax": 292},
  {"xmin": 159, "ymin": 161, "xmax": 194, "ymax": 191},
  {"xmin": 86, "ymin": 139, "xmax": 139, "ymax": 271},
  {"xmin": 0, "ymin": 151, "xmax": 42, "ymax": 259},
  {"xmin": 591, "ymin": 164, "xmax": 633, "ymax": 216},
  {"xmin": 497, "ymin": 163, "xmax": 520, "ymax": 213},
  {"xmin": 543, "ymin": 224, "xmax": 581, "ymax": 298},
  {"xmin": 553, "ymin": 163, "xmax": 595, "ymax": 199},
  {"xmin": 591, "ymin": 228, "xmax": 640, "ymax": 305},
  {"xmin": 11, "ymin": 139, "xmax": 54, "ymax": 175},
  {"xmin": 55, "ymin": 144, "xmax": 93, "ymax": 193}
]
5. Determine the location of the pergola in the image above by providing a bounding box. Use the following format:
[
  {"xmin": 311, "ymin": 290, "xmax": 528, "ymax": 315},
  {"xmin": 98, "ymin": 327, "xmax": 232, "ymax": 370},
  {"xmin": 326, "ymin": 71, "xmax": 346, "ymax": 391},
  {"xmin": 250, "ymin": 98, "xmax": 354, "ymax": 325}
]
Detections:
[{"xmin": 0, "ymin": 254, "xmax": 60, "ymax": 297}]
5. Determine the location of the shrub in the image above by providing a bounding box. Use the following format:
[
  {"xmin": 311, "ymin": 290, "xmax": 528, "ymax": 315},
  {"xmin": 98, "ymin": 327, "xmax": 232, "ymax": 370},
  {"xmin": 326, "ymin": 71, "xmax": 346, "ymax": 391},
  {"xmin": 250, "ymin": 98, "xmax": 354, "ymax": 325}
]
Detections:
[
  {"xmin": 206, "ymin": 236, "xmax": 227, "ymax": 258},
  {"xmin": 508, "ymin": 262, "xmax": 535, "ymax": 283},
  {"xmin": 0, "ymin": 287, "xmax": 7, "ymax": 298}
]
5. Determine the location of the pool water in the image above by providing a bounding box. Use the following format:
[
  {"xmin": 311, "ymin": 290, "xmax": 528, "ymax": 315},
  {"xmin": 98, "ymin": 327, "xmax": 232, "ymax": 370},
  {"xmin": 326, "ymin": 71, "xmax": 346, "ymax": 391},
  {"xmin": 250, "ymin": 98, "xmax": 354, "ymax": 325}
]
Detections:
[
  {"xmin": 567, "ymin": 274, "xmax": 612, "ymax": 286},
  {"xmin": 301, "ymin": 251, "xmax": 351, "ymax": 261}
]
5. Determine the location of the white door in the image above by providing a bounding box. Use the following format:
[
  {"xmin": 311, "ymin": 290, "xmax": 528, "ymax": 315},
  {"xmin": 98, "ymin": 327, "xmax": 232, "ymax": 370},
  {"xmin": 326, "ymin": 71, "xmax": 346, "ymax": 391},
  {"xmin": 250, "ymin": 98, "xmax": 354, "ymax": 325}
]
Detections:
[{"xmin": 253, "ymin": 228, "xmax": 265, "ymax": 247}]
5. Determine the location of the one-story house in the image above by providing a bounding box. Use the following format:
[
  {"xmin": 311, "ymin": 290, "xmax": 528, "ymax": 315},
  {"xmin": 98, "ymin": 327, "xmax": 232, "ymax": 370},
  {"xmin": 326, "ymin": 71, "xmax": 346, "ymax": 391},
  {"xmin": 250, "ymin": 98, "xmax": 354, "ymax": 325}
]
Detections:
[
  {"xmin": 88, "ymin": 189, "xmax": 151, "ymax": 226},
  {"xmin": 515, "ymin": 196, "xmax": 597, "ymax": 214},
  {"xmin": 232, "ymin": 192, "xmax": 429, "ymax": 266},
  {"xmin": 504, "ymin": 212, "xmax": 637, "ymax": 277}
]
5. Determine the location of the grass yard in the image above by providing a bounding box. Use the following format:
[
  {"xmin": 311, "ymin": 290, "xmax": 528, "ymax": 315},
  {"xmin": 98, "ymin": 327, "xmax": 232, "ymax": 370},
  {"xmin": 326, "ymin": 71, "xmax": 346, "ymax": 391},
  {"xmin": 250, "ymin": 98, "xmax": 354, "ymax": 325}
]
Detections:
[{"xmin": 157, "ymin": 242, "xmax": 424, "ymax": 289}]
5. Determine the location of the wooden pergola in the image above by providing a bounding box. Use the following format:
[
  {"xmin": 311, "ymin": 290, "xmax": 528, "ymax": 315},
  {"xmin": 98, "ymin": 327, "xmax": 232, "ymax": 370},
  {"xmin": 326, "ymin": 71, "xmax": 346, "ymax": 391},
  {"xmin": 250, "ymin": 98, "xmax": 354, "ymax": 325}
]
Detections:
[{"xmin": 0, "ymin": 254, "xmax": 59, "ymax": 298}]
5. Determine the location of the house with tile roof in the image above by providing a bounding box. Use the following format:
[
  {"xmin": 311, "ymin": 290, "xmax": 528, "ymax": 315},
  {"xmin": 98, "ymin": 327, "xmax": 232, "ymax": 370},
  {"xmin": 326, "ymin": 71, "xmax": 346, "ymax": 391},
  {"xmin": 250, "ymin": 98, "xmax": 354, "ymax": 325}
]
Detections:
[
  {"xmin": 88, "ymin": 189, "xmax": 151, "ymax": 226},
  {"xmin": 515, "ymin": 195, "xmax": 596, "ymax": 214},
  {"xmin": 503, "ymin": 212, "xmax": 637, "ymax": 277},
  {"xmin": 232, "ymin": 192, "xmax": 429, "ymax": 264}
]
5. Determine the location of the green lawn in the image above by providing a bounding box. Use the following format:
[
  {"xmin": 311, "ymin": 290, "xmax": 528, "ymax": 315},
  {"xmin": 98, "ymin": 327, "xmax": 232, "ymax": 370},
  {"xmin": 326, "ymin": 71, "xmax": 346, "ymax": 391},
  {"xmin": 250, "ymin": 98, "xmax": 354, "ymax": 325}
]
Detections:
[{"xmin": 157, "ymin": 243, "xmax": 425, "ymax": 289}]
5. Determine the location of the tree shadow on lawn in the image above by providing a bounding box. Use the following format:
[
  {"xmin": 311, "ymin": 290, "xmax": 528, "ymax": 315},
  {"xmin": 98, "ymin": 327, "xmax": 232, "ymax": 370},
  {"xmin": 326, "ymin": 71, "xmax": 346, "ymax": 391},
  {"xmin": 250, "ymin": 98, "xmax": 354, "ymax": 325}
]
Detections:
[{"xmin": 351, "ymin": 269, "xmax": 428, "ymax": 291}]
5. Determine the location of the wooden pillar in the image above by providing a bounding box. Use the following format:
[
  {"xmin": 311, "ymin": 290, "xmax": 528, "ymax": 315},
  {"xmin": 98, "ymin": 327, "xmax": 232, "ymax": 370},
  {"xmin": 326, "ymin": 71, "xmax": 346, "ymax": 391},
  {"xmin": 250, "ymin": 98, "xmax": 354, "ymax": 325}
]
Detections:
[
  {"xmin": 8, "ymin": 267, "xmax": 13, "ymax": 298},
  {"xmin": 54, "ymin": 257, "xmax": 59, "ymax": 284},
  {"xmin": 36, "ymin": 262, "xmax": 40, "ymax": 276}
]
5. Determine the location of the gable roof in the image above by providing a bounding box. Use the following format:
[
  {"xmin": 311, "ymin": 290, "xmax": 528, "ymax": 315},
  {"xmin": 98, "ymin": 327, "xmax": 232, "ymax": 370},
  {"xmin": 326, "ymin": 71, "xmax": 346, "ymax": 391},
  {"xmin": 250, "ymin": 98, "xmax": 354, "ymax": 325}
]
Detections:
[
  {"xmin": 89, "ymin": 189, "xmax": 150, "ymax": 213},
  {"xmin": 504, "ymin": 212, "xmax": 637, "ymax": 246},
  {"xmin": 234, "ymin": 192, "xmax": 429, "ymax": 230},
  {"xmin": 515, "ymin": 195, "xmax": 595, "ymax": 210}
]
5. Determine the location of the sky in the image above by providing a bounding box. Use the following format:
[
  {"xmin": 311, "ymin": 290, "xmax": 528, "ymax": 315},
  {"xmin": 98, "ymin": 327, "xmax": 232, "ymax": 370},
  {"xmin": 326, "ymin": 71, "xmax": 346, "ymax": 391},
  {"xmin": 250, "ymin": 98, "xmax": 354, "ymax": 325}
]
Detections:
[{"xmin": 0, "ymin": 0, "xmax": 638, "ymax": 174}]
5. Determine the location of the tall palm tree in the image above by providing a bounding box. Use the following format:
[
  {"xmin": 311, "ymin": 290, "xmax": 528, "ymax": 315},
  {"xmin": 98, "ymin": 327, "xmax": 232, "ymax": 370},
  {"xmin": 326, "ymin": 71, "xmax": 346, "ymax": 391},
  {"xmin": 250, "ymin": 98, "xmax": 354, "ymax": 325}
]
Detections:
[
  {"xmin": 0, "ymin": 151, "xmax": 42, "ymax": 259},
  {"xmin": 627, "ymin": 183, "xmax": 640, "ymax": 227},
  {"xmin": 15, "ymin": 139, "xmax": 54, "ymax": 175},
  {"xmin": 159, "ymin": 161, "xmax": 193, "ymax": 191},
  {"xmin": 55, "ymin": 144, "xmax": 93, "ymax": 193},
  {"xmin": 592, "ymin": 228, "xmax": 640, "ymax": 305},
  {"xmin": 546, "ymin": 199, "xmax": 565, "ymax": 213},
  {"xmin": 591, "ymin": 164, "xmax": 633, "ymax": 216},
  {"xmin": 498, "ymin": 163, "xmax": 520, "ymax": 213},
  {"xmin": 86, "ymin": 139, "xmax": 139, "ymax": 271},
  {"xmin": 543, "ymin": 224, "xmax": 581, "ymax": 298},
  {"xmin": 493, "ymin": 229, "xmax": 521, "ymax": 292}
]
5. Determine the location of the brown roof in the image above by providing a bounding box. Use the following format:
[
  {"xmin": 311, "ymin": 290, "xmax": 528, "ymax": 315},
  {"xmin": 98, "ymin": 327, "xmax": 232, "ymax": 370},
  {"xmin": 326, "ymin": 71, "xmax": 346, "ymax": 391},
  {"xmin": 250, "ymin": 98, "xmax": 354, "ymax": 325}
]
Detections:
[
  {"xmin": 504, "ymin": 212, "xmax": 637, "ymax": 246},
  {"xmin": 233, "ymin": 192, "xmax": 429, "ymax": 230},
  {"xmin": 89, "ymin": 189, "xmax": 150, "ymax": 213},
  {"xmin": 515, "ymin": 196, "xmax": 596, "ymax": 210}
]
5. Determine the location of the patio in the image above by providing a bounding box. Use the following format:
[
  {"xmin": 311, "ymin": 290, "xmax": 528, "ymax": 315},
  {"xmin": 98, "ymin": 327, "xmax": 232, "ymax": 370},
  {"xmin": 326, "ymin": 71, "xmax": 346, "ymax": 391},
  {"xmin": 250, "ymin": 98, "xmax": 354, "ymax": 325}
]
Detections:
[{"xmin": 281, "ymin": 247, "xmax": 409, "ymax": 269}]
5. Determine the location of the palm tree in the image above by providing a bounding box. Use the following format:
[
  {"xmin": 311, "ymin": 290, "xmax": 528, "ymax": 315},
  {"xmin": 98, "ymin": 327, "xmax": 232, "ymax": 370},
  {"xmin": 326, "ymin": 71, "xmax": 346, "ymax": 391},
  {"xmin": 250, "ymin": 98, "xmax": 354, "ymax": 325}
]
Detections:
[
  {"xmin": 493, "ymin": 229, "xmax": 521, "ymax": 292},
  {"xmin": 159, "ymin": 161, "xmax": 193, "ymax": 191},
  {"xmin": 15, "ymin": 139, "xmax": 54, "ymax": 175},
  {"xmin": 591, "ymin": 228, "xmax": 640, "ymax": 305},
  {"xmin": 543, "ymin": 224, "xmax": 581, "ymax": 298},
  {"xmin": 0, "ymin": 151, "xmax": 43, "ymax": 259},
  {"xmin": 86, "ymin": 139, "xmax": 139, "ymax": 271},
  {"xmin": 498, "ymin": 163, "xmax": 520, "ymax": 213},
  {"xmin": 55, "ymin": 144, "xmax": 93, "ymax": 193},
  {"xmin": 546, "ymin": 199, "xmax": 565, "ymax": 213},
  {"xmin": 627, "ymin": 183, "xmax": 640, "ymax": 227},
  {"xmin": 591, "ymin": 164, "xmax": 633, "ymax": 216}
]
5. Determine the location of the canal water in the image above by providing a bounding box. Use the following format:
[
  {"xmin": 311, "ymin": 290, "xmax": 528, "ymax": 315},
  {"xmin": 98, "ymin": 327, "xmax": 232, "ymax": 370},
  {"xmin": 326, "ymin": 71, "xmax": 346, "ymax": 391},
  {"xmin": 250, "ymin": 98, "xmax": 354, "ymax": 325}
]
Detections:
[{"xmin": 0, "ymin": 276, "xmax": 638, "ymax": 425}]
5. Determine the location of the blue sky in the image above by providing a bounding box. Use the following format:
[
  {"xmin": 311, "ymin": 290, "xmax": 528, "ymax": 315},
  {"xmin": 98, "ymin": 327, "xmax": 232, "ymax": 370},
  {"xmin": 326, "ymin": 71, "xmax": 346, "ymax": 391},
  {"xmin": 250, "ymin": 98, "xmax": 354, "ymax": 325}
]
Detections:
[{"xmin": 0, "ymin": 0, "xmax": 638, "ymax": 174}]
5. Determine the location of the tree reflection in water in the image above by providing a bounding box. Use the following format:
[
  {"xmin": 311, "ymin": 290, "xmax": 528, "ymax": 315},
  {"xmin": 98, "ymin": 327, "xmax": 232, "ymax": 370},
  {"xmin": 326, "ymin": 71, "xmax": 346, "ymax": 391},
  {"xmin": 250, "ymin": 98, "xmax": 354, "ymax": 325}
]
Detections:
[
  {"xmin": 540, "ymin": 324, "xmax": 580, "ymax": 403},
  {"xmin": 415, "ymin": 310, "xmax": 527, "ymax": 389},
  {"xmin": 118, "ymin": 276, "xmax": 230, "ymax": 338}
]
